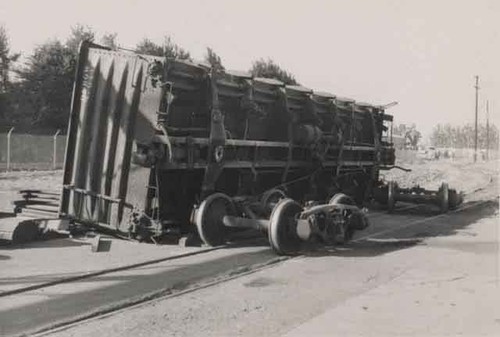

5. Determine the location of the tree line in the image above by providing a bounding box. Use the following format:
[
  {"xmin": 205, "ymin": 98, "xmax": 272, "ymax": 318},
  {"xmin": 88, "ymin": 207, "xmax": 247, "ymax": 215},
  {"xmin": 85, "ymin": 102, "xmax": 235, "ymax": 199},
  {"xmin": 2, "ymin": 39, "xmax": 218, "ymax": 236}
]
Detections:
[
  {"xmin": 430, "ymin": 123, "xmax": 498, "ymax": 150},
  {"xmin": 392, "ymin": 123, "xmax": 422, "ymax": 149},
  {"xmin": 0, "ymin": 24, "xmax": 298, "ymax": 133}
]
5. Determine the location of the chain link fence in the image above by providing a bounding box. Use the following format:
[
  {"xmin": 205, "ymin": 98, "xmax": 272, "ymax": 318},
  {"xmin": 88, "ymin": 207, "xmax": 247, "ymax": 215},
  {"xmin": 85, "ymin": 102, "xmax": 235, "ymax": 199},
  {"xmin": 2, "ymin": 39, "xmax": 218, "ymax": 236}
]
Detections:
[{"xmin": 0, "ymin": 129, "xmax": 67, "ymax": 171}]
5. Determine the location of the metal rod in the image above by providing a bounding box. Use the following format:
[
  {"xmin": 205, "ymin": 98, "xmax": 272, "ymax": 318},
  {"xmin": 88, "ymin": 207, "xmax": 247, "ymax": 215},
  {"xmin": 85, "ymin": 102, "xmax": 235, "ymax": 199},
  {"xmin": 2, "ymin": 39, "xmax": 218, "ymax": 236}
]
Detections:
[
  {"xmin": 63, "ymin": 185, "xmax": 127, "ymax": 205},
  {"xmin": 474, "ymin": 76, "xmax": 479, "ymax": 163},
  {"xmin": 6, "ymin": 127, "xmax": 14, "ymax": 171},
  {"xmin": 53, "ymin": 129, "xmax": 61, "ymax": 170},
  {"xmin": 222, "ymin": 215, "xmax": 268, "ymax": 230}
]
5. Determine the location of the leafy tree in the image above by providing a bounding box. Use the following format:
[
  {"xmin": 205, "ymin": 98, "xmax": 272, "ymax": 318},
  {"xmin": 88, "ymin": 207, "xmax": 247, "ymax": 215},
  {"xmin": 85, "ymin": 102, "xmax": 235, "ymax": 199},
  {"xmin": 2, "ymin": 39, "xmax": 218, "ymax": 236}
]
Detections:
[
  {"xmin": 391, "ymin": 123, "xmax": 421, "ymax": 149},
  {"xmin": 430, "ymin": 122, "xmax": 498, "ymax": 150},
  {"xmin": 204, "ymin": 47, "xmax": 224, "ymax": 73},
  {"xmin": 101, "ymin": 32, "xmax": 118, "ymax": 49},
  {"xmin": 65, "ymin": 24, "xmax": 95, "ymax": 54},
  {"xmin": 0, "ymin": 26, "xmax": 20, "ymax": 92},
  {"xmin": 393, "ymin": 124, "xmax": 408, "ymax": 137},
  {"xmin": 8, "ymin": 24, "xmax": 96, "ymax": 130},
  {"xmin": 0, "ymin": 26, "xmax": 20, "ymax": 125},
  {"xmin": 404, "ymin": 124, "xmax": 421, "ymax": 149},
  {"xmin": 135, "ymin": 38, "xmax": 162, "ymax": 57},
  {"xmin": 249, "ymin": 58, "xmax": 298, "ymax": 85},
  {"xmin": 136, "ymin": 36, "xmax": 191, "ymax": 60},
  {"xmin": 14, "ymin": 40, "xmax": 74, "ymax": 129}
]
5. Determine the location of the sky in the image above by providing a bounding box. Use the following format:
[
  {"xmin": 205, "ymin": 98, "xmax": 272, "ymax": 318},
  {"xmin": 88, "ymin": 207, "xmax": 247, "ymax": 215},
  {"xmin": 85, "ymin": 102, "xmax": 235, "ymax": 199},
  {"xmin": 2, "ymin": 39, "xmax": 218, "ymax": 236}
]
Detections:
[{"xmin": 0, "ymin": 0, "xmax": 498, "ymax": 138}]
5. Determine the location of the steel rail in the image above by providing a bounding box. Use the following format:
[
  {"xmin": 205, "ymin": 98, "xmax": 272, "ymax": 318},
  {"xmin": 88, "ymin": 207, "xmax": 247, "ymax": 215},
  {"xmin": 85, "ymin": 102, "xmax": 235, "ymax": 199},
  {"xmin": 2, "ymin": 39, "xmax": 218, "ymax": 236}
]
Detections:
[
  {"xmin": 0, "ymin": 245, "xmax": 226, "ymax": 299},
  {"xmin": 352, "ymin": 198, "xmax": 494, "ymax": 243},
  {"xmin": 29, "ymin": 255, "xmax": 291, "ymax": 337}
]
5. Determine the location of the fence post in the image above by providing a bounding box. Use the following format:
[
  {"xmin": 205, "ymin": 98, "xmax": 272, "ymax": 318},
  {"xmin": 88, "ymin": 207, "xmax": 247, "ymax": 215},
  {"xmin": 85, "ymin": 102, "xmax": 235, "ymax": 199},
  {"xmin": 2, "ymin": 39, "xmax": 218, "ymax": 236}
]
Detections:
[
  {"xmin": 6, "ymin": 127, "xmax": 14, "ymax": 171},
  {"xmin": 53, "ymin": 129, "xmax": 61, "ymax": 170}
]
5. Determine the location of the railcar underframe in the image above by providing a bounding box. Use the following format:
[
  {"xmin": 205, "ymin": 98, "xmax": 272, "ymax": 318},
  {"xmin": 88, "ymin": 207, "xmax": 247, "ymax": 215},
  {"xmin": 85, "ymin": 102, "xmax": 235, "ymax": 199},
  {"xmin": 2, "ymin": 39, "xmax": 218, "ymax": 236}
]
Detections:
[{"xmin": 58, "ymin": 42, "xmax": 396, "ymax": 254}]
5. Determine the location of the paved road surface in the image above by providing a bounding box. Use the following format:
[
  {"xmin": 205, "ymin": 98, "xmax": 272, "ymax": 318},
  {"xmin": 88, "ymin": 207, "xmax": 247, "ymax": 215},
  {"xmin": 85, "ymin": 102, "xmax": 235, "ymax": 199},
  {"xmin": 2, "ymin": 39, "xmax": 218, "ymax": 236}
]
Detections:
[
  {"xmin": 50, "ymin": 201, "xmax": 499, "ymax": 337},
  {"xmin": 1, "ymin": 197, "xmax": 497, "ymax": 337}
]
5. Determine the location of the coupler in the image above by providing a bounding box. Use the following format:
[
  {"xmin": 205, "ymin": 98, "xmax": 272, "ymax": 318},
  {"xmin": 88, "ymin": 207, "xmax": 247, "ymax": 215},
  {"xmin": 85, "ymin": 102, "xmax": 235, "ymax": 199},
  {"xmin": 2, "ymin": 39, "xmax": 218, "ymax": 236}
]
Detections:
[{"xmin": 193, "ymin": 191, "xmax": 369, "ymax": 255}]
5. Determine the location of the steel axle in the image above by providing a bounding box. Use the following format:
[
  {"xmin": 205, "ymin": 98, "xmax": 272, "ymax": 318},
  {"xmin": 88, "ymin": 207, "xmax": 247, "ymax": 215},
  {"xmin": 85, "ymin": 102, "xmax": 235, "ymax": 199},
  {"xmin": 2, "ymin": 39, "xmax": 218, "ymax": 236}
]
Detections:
[
  {"xmin": 375, "ymin": 180, "xmax": 463, "ymax": 213},
  {"xmin": 194, "ymin": 192, "xmax": 369, "ymax": 255}
]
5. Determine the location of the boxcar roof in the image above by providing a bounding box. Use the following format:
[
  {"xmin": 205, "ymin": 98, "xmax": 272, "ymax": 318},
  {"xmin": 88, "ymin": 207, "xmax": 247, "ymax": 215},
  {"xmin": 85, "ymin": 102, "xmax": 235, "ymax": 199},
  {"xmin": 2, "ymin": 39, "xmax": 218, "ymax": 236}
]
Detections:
[
  {"xmin": 253, "ymin": 77, "xmax": 285, "ymax": 86},
  {"xmin": 285, "ymin": 85, "xmax": 313, "ymax": 93},
  {"xmin": 225, "ymin": 69, "xmax": 252, "ymax": 79},
  {"xmin": 356, "ymin": 101, "xmax": 373, "ymax": 108},
  {"xmin": 335, "ymin": 96, "xmax": 356, "ymax": 103},
  {"xmin": 313, "ymin": 91, "xmax": 336, "ymax": 98}
]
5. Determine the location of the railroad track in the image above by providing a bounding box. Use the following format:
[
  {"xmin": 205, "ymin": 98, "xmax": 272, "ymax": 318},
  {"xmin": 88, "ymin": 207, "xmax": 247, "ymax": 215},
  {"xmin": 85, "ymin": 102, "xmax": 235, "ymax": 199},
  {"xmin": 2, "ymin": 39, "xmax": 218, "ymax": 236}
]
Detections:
[
  {"xmin": 0, "ymin": 245, "xmax": 223, "ymax": 298},
  {"xmin": 3, "ymin": 182, "xmax": 496, "ymax": 337},
  {"xmin": 0, "ymin": 203, "xmax": 442, "ymax": 300},
  {"xmin": 3, "ymin": 177, "xmax": 494, "ymax": 300},
  {"xmin": 30, "ymin": 198, "xmax": 495, "ymax": 337},
  {"xmin": 29, "ymin": 254, "xmax": 290, "ymax": 337}
]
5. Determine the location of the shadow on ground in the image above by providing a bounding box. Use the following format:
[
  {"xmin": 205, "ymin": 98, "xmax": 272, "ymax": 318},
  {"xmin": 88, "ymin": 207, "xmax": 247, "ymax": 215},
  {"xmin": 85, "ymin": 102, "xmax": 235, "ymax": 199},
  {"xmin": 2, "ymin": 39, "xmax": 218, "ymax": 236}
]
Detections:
[
  {"xmin": 0, "ymin": 212, "xmax": 14, "ymax": 219},
  {"xmin": 0, "ymin": 248, "xmax": 275, "ymax": 337},
  {"xmin": 0, "ymin": 235, "xmax": 89, "ymax": 249},
  {"xmin": 303, "ymin": 199, "xmax": 498, "ymax": 258}
]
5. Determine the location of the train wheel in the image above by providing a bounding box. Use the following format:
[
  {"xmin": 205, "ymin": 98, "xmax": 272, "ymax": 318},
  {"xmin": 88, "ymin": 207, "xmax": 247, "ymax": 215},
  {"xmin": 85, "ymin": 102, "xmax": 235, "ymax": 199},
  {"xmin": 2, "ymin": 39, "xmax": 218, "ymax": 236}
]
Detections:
[
  {"xmin": 439, "ymin": 183, "xmax": 449, "ymax": 213},
  {"xmin": 195, "ymin": 193, "xmax": 235, "ymax": 247},
  {"xmin": 329, "ymin": 192, "xmax": 356, "ymax": 206},
  {"xmin": 268, "ymin": 198, "xmax": 303, "ymax": 255},
  {"xmin": 330, "ymin": 193, "xmax": 358, "ymax": 243},
  {"xmin": 448, "ymin": 188, "xmax": 462, "ymax": 210},
  {"xmin": 387, "ymin": 181, "xmax": 396, "ymax": 213},
  {"xmin": 260, "ymin": 188, "xmax": 286, "ymax": 215}
]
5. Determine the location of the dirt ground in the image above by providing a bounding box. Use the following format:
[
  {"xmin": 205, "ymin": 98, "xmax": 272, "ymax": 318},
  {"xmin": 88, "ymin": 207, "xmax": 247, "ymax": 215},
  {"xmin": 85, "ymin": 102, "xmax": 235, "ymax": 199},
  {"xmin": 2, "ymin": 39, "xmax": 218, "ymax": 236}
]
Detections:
[
  {"xmin": 41, "ymin": 171, "xmax": 499, "ymax": 337},
  {"xmin": 0, "ymin": 157, "xmax": 498, "ymax": 337},
  {"xmin": 384, "ymin": 157, "xmax": 498, "ymax": 194},
  {"xmin": 51, "ymin": 213, "xmax": 499, "ymax": 337},
  {"xmin": 0, "ymin": 170, "xmax": 62, "ymax": 213}
]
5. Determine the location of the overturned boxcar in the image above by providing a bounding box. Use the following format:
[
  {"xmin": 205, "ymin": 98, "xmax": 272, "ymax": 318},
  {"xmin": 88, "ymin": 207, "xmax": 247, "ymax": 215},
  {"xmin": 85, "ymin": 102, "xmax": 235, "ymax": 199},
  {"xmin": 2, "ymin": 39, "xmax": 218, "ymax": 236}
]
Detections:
[{"xmin": 58, "ymin": 42, "xmax": 396, "ymax": 254}]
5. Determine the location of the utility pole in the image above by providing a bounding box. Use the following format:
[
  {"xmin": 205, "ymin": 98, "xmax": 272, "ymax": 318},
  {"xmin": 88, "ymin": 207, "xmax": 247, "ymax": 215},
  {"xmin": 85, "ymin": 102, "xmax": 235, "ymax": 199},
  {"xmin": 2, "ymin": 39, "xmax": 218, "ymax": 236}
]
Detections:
[
  {"xmin": 486, "ymin": 100, "xmax": 489, "ymax": 160},
  {"xmin": 474, "ymin": 76, "xmax": 479, "ymax": 162}
]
